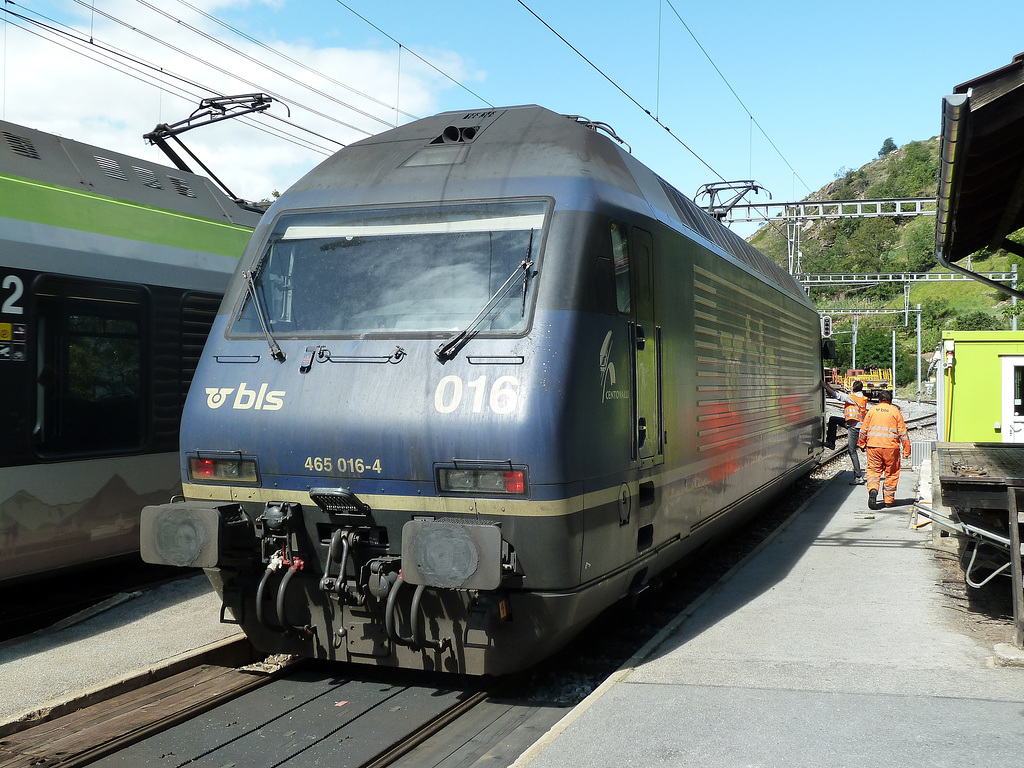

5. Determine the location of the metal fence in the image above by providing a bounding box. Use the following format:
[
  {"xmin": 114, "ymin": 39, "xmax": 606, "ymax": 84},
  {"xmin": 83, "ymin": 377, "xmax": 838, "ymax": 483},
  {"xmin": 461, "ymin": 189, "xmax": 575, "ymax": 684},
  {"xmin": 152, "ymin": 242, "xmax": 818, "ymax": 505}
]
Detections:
[{"xmin": 909, "ymin": 441, "xmax": 936, "ymax": 470}]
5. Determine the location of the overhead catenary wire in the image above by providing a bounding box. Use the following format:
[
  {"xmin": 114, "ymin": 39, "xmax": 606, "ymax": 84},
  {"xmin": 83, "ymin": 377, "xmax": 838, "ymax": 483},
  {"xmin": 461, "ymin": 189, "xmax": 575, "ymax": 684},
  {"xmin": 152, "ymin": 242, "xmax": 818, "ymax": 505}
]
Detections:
[
  {"xmin": 514, "ymin": 0, "xmax": 726, "ymax": 183},
  {"xmin": 1, "ymin": 6, "xmax": 337, "ymax": 157},
  {"xmin": 168, "ymin": 0, "xmax": 422, "ymax": 125},
  {"xmin": 65, "ymin": 0, "xmax": 369, "ymax": 140},
  {"xmin": 663, "ymin": 0, "xmax": 812, "ymax": 196},
  {"xmin": 2, "ymin": 7, "xmax": 333, "ymax": 156},
  {"xmin": 7, "ymin": 0, "xmax": 811, "ymax": 231},
  {"xmin": 332, "ymin": 0, "xmax": 494, "ymax": 110},
  {"xmin": 515, "ymin": 0, "xmax": 812, "ymax": 222},
  {"xmin": 1, "ymin": 0, "xmax": 501, "ymax": 202},
  {"xmin": 129, "ymin": 0, "xmax": 397, "ymax": 132},
  {"xmin": 1, "ymin": 9, "xmax": 212, "ymax": 112}
]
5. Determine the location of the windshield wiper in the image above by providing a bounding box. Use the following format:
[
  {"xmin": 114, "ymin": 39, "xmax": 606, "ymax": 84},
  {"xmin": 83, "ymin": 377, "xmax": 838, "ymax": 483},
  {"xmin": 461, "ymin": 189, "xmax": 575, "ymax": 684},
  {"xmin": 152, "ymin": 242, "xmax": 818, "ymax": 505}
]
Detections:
[
  {"xmin": 435, "ymin": 256, "xmax": 534, "ymax": 362},
  {"xmin": 242, "ymin": 269, "xmax": 285, "ymax": 361}
]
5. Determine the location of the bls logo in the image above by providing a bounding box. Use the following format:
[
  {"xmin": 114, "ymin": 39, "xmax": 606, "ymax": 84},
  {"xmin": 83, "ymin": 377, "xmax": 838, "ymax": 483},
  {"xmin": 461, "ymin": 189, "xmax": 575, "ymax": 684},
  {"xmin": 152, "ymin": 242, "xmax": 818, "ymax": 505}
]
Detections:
[{"xmin": 205, "ymin": 382, "xmax": 285, "ymax": 411}]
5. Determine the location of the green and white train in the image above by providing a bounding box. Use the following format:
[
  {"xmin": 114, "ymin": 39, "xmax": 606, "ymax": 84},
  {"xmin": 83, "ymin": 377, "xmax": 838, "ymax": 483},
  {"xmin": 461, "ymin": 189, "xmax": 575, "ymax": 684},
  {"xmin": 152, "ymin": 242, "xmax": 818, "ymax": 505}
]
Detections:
[{"xmin": 0, "ymin": 119, "xmax": 260, "ymax": 582}]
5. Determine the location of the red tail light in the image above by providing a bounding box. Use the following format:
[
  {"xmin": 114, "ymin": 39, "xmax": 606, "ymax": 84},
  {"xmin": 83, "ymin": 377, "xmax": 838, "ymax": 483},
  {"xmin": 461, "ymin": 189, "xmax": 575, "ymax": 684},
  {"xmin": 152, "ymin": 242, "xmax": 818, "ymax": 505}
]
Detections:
[
  {"xmin": 188, "ymin": 456, "xmax": 259, "ymax": 483},
  {"xmin": 504, "ymin": 470, "xmax": 525, "ymax": 494},
  {"xmin": 191, "ymin": 458, "xmax": 216, "ymax": 478}
]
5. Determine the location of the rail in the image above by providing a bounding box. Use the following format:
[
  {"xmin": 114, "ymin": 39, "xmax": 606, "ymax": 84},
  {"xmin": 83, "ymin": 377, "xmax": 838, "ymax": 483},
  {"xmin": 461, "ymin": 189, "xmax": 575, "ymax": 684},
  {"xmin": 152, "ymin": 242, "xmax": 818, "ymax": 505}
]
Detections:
[
  {"xmin": 361, "ymin": 690, "xmax": 490, "ymax": 768},
  {"xmin": 0, "ymin": 637, "xmax": 287, "ymax": 764}
]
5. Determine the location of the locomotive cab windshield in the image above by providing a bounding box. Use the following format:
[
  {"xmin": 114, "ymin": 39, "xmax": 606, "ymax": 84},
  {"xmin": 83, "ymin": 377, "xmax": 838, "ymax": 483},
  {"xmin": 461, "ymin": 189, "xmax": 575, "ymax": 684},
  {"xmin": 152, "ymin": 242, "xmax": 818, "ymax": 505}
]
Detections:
[{"xmin": 230, "ymin": 199, "xmax": 548, "ymax": 339}]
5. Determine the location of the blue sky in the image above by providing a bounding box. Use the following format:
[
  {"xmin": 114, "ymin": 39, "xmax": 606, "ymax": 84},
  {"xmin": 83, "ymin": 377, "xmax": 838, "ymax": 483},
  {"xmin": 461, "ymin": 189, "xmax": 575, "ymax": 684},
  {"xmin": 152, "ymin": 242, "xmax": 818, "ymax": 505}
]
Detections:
[{"xmin": 2, "ymin": 0, "xmax": 1023, "ymax": 234}]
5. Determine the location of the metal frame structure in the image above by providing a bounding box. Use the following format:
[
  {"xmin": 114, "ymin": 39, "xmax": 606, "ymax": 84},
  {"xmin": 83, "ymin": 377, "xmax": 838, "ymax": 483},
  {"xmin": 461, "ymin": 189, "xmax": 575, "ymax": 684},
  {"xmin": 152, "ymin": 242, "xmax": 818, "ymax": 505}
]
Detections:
[
  {"xmin": 716, "ymin": 196, "xmax": 937, "ymax": 275},
  {"xmin": 723, "ymin": 197, "xmax": 937, "ymax": 223}
]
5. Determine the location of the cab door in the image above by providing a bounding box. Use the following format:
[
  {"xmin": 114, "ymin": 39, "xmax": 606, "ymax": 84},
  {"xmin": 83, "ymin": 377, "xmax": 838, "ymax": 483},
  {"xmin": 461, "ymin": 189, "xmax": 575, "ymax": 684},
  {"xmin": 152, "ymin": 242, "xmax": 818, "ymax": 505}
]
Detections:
[
  {"xmin": 630, "ymin": 227, "xmax": 662, "ymax": 467},
  {"xmin": 1002, "ymin": 356, "xmax": 1024, "ymax": 443}
]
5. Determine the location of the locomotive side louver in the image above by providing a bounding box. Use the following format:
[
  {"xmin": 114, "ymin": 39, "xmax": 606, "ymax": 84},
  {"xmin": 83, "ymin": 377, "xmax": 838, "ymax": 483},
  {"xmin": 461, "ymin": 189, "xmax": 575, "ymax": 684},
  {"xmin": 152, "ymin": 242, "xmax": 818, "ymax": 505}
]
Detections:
[{"xmin": 3, "ymin": 131, "xmax": 39, "ymax": 159}]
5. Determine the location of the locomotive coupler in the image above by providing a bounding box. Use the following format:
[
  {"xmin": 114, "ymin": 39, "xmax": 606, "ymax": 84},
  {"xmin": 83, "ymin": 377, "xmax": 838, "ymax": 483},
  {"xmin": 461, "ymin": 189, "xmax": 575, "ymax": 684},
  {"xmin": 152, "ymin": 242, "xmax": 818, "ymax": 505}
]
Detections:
[
  {"xmin": 255, "ymin": 501, "xmax": 303, "ymax": 562},
  {"xmin": 318, "ymin": 528, "xmax": 366, "ymax": 605},
  {"xmin": 367, "ymin": 558, "xmax": 399, "ymax": 601},
  {"xmin": 318, "ymin": 528, "xmax": 349, "ymax": 595},
  {"xmin": 318, "ymin": 527, "xmax": 388, "ymax": 607}
]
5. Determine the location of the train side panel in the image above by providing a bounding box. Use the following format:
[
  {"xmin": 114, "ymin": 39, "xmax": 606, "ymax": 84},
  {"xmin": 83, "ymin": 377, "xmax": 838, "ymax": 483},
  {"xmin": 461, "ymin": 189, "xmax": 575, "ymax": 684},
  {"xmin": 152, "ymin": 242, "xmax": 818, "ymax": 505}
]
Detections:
[
  {"xmin": 571, "ymin": 207, "xmax": 822, "ymax": 597},
  {"xmin": 0, "ymin": 120, "xmax": 258, "ymax": 581}
]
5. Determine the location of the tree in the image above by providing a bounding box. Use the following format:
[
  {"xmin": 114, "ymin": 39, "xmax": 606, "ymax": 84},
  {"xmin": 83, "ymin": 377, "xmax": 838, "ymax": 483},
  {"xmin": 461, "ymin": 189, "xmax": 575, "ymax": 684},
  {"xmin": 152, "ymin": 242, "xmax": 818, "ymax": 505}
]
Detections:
[
  {"xmin": 853, "ymin": 327, "xmax": 893, "ymax": 369},
  {"xmin": 878, "ymin": 137, "xmax": 897, "ymax": 157},
  {"xmin": 952, "ymin": 311, "xmax": 1001, "ymax": 331},
  {"xmin": 899, "ymin": 217, "xmax": 937, "ymax": 272}
]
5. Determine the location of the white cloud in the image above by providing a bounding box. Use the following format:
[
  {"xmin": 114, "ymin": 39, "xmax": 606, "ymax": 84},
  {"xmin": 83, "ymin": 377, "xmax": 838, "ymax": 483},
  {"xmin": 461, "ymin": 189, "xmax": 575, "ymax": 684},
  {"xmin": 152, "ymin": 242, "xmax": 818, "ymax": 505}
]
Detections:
[{"xmin": 0, "ymin": 0, "xmax": 478, "ymax": 201}]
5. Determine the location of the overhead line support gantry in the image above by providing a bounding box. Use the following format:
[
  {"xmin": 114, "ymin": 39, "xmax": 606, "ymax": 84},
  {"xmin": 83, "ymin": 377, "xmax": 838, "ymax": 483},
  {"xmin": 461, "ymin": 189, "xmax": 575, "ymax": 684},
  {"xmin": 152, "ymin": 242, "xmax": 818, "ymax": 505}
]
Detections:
[{"xmin": 716, "ymin": 197, "xmax": 938, "ymax": 275}]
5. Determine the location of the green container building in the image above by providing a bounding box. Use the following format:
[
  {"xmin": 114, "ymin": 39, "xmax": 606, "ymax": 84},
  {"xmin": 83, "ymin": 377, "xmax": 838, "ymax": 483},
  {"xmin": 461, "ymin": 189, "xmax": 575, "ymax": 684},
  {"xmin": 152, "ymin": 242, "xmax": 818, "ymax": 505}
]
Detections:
[{"xmin": 938, "ymin": 331, "xmax": 1024, "ymax": 442}]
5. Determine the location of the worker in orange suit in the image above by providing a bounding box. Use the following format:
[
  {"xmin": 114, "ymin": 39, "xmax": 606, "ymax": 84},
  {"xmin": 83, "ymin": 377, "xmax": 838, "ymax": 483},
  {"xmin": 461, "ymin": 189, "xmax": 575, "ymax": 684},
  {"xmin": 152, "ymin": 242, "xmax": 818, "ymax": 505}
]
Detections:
[
  {"xmin": 857, "ymin": 390, "xmax": 911, "ymax": 510},
  {"xmin": 822, "ymin": 379, "xmax": 869, "ymax": 484}
]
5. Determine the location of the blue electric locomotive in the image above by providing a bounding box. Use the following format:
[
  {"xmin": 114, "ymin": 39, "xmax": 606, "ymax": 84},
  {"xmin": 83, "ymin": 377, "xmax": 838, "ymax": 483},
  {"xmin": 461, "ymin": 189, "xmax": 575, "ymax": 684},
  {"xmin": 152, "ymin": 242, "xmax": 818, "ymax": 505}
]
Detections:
[{"xmin": 141, "ymin": 106, "xmax": 826, "ymax": 675}]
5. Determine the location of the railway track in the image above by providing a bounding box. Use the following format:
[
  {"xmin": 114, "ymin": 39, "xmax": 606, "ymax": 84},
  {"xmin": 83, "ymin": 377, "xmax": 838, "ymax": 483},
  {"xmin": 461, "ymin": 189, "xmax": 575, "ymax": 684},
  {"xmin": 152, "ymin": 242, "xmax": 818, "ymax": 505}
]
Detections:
[
  {"xmin": 3, "ymin": 411, "xmax": 936, "ymax": 767},
  {"xmin": 0, "ymin": 656, "xmax": 562, "ymax": 768}
]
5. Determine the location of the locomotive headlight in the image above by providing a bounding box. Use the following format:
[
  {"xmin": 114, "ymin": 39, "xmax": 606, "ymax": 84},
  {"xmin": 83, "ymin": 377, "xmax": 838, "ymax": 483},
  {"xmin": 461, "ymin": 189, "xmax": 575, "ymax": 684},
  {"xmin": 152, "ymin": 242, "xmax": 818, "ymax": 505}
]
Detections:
[
  {"xmin": 437, "ymin": 466, "xmax": 527, "ymax": 496},
  {"xmin": 442, "ymin": 469, "xmax": 477, "ymax": 491},
  {"xmin": 188, "ymin": 455, "xmax": 259, "ymax": 484}
]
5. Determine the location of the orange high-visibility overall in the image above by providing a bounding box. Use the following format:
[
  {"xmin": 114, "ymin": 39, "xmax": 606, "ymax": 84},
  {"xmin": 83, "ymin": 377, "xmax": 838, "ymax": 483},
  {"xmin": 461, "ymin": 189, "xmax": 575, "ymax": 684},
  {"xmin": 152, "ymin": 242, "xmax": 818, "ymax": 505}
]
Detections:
[
  {"xmin": 857, "ymin": 402, "xmax": 911, "ymax": 504},
  {"xmin": 844, "ymin": 392, "xmax": 868, "ymax": 424}
]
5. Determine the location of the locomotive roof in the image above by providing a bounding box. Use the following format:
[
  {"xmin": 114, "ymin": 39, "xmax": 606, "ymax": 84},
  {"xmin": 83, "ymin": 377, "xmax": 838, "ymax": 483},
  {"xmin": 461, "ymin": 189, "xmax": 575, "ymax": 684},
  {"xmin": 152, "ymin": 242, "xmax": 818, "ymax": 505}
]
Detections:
[
  {"xmin": 286, "ymin": 105, "xmax": 807, "ymax": 303},
  {"xmin": 0, "ymin": 119, "xmax": 260, "ymax": 228}
]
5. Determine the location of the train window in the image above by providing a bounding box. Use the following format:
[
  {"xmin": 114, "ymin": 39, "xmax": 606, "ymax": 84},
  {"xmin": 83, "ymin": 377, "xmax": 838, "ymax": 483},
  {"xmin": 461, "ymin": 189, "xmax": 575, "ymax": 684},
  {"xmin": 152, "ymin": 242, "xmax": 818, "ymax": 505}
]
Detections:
[
  {"xmin": 35, "ymin": 278, "xmax": 147, "ymax": 457},
  {"xmin": 610, "ymin": 222, "xmax": 630, "ymax": 314},
  {"xmin": 233, "ymin": 200, "xmax": 547, "ymax": 337}
]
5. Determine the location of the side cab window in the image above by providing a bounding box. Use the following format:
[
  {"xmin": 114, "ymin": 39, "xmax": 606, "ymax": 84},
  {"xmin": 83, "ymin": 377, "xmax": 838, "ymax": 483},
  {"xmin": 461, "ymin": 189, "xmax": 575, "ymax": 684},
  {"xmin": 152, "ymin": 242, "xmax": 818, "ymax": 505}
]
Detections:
[{"xmin": 610, "ymin": 222, "xmax": 631, "ymax": 315}]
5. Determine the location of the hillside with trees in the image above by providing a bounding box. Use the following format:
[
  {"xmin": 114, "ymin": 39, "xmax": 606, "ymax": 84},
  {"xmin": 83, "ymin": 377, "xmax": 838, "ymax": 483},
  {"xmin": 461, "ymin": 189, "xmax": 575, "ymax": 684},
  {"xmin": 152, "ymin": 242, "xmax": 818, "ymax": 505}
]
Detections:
[{"xmin": 746, "ymin": 137, "xmax": 1023, "ymax": 390}]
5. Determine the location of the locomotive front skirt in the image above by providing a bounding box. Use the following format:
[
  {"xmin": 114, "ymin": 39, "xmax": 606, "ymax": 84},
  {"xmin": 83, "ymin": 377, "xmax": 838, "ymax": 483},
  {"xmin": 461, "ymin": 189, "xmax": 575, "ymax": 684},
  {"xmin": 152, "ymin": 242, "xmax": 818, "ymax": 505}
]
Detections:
[{"xmin": 141, "ymin": 105, "xmax": 826, "ymax": 675}]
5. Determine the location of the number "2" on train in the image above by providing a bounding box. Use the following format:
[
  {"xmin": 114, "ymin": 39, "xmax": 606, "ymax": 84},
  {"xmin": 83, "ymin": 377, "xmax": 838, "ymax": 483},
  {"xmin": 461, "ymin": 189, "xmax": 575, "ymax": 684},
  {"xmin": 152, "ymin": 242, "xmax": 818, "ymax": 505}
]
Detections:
[{"xmin": 2, "ymin": 275, "xmax": 24, "ymax": 315}]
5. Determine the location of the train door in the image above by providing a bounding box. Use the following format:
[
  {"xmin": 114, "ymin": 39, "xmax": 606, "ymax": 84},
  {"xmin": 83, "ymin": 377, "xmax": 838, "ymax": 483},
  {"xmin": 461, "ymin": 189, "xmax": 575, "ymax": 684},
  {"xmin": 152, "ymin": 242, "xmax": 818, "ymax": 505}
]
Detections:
[
  {"xmin": 629, "ymin": 227, "xmax": 663, "ymax": 467},
  {"xmin": 35, "ymin": 277, "xmax": 148, "ymax": 455},
  {"xmin": 1001, "ymin": 356, "xmax": 1024, "ymax": 443}
]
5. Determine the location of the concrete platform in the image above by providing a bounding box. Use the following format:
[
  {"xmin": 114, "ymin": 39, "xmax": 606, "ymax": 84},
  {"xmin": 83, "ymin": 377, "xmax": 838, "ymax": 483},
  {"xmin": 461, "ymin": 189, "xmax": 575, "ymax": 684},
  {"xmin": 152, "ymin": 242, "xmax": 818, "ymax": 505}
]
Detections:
[
  {"xmin": 515, "ymin": 465, "xmax": 1024, "ymax": 767},
  {"xmin": 0, "ymin": 573, "xmax": 241, "ymax": 727}
]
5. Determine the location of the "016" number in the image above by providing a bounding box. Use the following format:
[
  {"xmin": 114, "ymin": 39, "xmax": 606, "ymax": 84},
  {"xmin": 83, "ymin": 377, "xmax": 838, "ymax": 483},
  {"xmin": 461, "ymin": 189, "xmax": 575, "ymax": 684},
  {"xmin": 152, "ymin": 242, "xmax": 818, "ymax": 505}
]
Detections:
[{"xmin": 434, "ymin": 375, "xmax": 519, "ymax": 415}]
